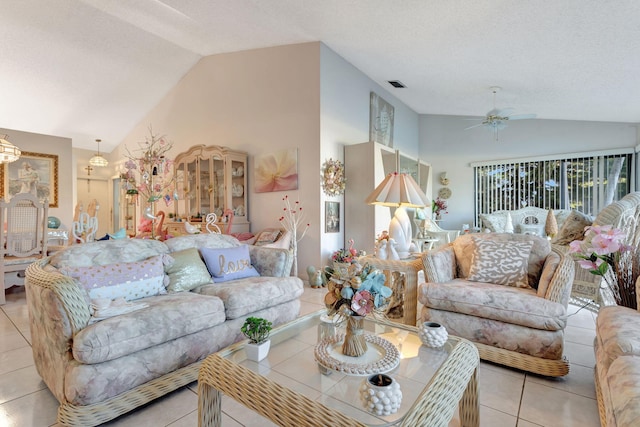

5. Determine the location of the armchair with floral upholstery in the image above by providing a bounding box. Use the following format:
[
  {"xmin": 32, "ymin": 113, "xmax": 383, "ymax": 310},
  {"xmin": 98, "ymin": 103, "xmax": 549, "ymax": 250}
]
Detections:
[{"xmin": 419, "ymin": 232, "xmax": 575, "ymax": 376}]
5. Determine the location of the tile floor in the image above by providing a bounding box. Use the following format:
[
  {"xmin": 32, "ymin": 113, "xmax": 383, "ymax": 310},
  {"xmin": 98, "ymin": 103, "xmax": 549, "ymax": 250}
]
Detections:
[{"xmin": 0, "ymin": 285, "xmax": 601, "ymax": 427}]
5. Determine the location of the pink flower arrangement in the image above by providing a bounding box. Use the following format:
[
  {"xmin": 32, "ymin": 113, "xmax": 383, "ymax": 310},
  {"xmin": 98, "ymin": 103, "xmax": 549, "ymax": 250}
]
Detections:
[
  {"xmin": 331, "ymin": 238, "xmax": 363, "ymax": 263},
  {"xmin": 569, "ymin": 225, "xmax": 638, "ymax": 309}
]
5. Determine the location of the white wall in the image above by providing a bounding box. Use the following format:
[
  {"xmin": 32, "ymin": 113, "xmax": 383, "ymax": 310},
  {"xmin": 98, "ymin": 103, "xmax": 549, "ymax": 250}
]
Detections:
[
  {"xmin": 114, "ymin": 43, "xmax": 322, "ymax": 275},
  {"xmin": 319, "ymin": 44, "xmax": 420, "ymax": 263},
  {"xmin": 0, "ymin": 128, "xmax": 74, "ymax": 230},
  {"xmin": 420, "ymin": 115, "xmax": 638, "ymax": 229}
]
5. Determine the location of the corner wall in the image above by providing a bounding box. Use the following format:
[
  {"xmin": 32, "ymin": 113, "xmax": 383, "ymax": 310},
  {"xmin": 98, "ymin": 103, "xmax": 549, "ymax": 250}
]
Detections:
[
  {"xmin": 115, "ymin": 43, "xmax": 322, "ymax": 275},
  {"xmin": 319, "ymin": 44, "xmax": 419, "ymax": 263},
  {"xmin": 0, "ymin": 128, "xmax": 74, "ymax": 230}
]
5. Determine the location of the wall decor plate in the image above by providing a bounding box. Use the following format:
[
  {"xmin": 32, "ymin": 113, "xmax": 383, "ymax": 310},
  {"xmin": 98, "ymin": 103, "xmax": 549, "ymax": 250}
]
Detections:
[
  {"xmin": 314, "ymin": 333, "xmax": 400, "ymax": 376},
  {"xmin": 438, "ymin": 187, "xmax": 452, "ymax": 199}
]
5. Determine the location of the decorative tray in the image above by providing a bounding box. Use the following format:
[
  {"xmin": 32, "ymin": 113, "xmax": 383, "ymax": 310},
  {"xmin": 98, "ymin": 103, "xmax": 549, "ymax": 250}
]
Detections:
[{"xmin": 314, "ymin": 333, "xmax": 400, "ymax": 376}]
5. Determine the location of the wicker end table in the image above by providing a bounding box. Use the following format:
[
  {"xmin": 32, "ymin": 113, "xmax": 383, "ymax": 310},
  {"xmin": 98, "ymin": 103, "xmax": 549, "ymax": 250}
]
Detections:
[
  {"xmin": 359, "ymin": 255, "xmax": 423, "ymax": 326},
  {"xmin": 198, "ymin": 311, "xmax": 479, "ymax": 427}
]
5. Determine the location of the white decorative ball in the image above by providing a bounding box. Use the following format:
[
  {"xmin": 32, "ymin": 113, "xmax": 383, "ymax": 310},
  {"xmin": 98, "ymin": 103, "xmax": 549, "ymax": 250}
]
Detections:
[
  {"xmin": 360, "ymin": 374, "xmax": 402, "ymax": 416},
  {"xmin": 419, "ymin": 322, "xmax": 449, "ymax": 348}
]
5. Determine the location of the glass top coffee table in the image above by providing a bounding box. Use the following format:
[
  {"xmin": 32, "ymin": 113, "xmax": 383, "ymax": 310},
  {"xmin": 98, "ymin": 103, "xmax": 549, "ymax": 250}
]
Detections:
[{"xmin": 198, "ymin": 310, "xmax": 479, "ymax": 427}]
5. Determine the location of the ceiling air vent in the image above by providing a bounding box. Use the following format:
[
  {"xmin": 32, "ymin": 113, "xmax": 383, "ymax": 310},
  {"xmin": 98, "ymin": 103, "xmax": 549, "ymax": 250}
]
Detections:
[{"xmin": 388, "ymin": 80, "xmax": 406, "ymax": 88}]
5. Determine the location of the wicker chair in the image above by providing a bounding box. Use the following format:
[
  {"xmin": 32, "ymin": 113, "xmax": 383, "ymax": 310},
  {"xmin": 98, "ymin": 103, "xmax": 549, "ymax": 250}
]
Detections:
[
  {"xmin": 0, "ymin": 193, "xmax": 49, "ymax": 304},
  {"xmin": 419, "ymin": 233, "xmax": 575, "ymax": 377}
]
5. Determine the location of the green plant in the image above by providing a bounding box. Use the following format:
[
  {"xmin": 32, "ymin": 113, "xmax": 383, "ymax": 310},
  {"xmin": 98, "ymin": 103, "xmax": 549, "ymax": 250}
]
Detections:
[{"xmin": 241, "ymin": 317, "xmax": 272, "ymax": 344}]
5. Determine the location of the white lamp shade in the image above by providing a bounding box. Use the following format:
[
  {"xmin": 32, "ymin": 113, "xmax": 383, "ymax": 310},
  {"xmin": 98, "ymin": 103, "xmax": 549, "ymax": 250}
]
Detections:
[
  {"xmin": 89, "ymin": 154, "xmax": 109, "ymax": 167},
  {"xmin": 365, "ymin": 172, "xmax": 429, "ymax": 208},
  {"xmin": 366, "ymin": 172, "xmax": 429, "ymax": 259}
]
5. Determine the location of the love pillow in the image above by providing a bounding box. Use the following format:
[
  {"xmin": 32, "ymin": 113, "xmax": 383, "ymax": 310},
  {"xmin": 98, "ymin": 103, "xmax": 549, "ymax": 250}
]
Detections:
[{"xmin": 200, "ymin": 245, "xmax": 260, "ymax": 282}]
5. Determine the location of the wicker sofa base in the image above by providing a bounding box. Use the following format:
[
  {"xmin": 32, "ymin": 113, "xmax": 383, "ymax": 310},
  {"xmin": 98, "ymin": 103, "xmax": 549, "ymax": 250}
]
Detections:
[
  {"xmin": 57, "ymin": 362, "xmax": 201, "ymax": 427},
  {"xmin": 594, "ymin": 366, "xmax": 608, "ymax": 427},
  {"xmin": 474, "ymin": 341, "xmax": 570, "ymax": 377}
]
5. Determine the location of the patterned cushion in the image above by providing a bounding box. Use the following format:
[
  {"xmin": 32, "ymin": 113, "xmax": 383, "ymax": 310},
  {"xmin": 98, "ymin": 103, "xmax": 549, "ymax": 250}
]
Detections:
[
  {"xmin": 479, "ymin": 212, "xmax": 507, "ymax": 232},
  {"xmin": 60, "ymin": 255, "xmax": 169, "ymax": 301},
  {"xmin": 254, "ymin": 228, "xmax": 281, "ymax": 246},
  {"xmin": 165, "ymin": 248, "xmax": 213, "ymax": 292},
  {"xmin": 467, "ymin": 238, "xmax": 533, "ymax": 288},
  {"xmin": 552, "ymin": 210, "xmax": 593, "ymax": 246},
  {"xmin": 201, "ymin": 245, "xmax": 260, "ymax": 282}
]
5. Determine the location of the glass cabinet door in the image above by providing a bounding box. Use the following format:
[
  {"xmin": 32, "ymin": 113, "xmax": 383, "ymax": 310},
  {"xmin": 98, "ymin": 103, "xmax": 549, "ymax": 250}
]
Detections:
[
  {"xmin": 199, "ymin": 157, "xmax": 211, "ymax": 216},
  {"xmin": 230, "ymin": 158, "xmax": 246, "ymax": 219},
  {"xmin": 187, "ymin": 160, "xmax": 198, "ymax": 217},
  {"xmin": 212, "ymin": 156, "xmax": 224, "ymax": 216},
  {"xmin": 398, "ymin": 153, "xmax": 419, "ymax": 182}
]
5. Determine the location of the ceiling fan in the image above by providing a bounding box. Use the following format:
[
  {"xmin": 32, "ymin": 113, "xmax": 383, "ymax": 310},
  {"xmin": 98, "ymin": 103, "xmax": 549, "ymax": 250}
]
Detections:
[{"xmin": 465, "ymin": 86, "xmax": 537, "ymax": 141}]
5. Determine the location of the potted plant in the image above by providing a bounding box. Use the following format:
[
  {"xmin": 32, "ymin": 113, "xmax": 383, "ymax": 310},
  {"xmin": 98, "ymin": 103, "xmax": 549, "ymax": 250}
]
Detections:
[{"xmin": 241, "ymin": 317, "xmax": 273, "ymax": 362}]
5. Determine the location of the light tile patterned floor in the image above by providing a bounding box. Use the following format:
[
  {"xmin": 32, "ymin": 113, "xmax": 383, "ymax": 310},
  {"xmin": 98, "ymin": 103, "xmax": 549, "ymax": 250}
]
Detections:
[{"xmin": 0, "ymin": 285, "xmax": 600, "ymax": 426}]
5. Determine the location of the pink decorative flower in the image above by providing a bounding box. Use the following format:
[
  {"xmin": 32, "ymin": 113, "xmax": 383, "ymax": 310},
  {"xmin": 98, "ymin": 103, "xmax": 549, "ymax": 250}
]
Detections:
[{"xmin": 351, "ymin": 290, "xmax": 373, "ymax": 316}]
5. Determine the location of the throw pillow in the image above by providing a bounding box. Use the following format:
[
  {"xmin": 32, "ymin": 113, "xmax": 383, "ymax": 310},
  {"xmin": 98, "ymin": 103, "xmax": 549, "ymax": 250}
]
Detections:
[
  {"xmin": 255, "ymin": 229, "xmax": 281, "ymax": 246},
  {"xmin": 552, "ymin": 210, "xmax": 593, "ymax": 246},
  {"xmin": 201, "ymin": 245, "xmax": 260, "ymax": 282},
  {"xmin": 165, "ymin": 248, "xmax": 213, "ymax": 292},
  {"xmin": 467, "ymin": 238, "xmax": 534, "ymax": 288},
  {"xmin": 60, "ymin": 255, "xmax": 168, "ymax": 301}
]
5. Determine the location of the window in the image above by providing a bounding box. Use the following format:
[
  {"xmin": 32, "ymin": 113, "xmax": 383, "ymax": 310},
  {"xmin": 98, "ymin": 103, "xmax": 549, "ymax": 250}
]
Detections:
[{"xmin": 473, "ymin": 149, "xmax": 634, "ymax": 224}]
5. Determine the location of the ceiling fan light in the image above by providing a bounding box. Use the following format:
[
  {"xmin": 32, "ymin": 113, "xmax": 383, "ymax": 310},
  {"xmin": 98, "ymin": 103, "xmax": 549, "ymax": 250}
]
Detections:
[{"xmin": 0, "ymin": 135, "xmax": 21, "ymax": 164}]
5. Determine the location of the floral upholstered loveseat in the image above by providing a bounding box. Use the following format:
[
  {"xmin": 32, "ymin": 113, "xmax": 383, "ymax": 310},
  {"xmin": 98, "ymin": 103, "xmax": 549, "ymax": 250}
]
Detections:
[
  {"xmin": 25, "ymin": 233, "xmax": 303, "ymax": 426},
  {"xmin": 419, "ymin": 233, "xmax": 574, "ymax": 376}
]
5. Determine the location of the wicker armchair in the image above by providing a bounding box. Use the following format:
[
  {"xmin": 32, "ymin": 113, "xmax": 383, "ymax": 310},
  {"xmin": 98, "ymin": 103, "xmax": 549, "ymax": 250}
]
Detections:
[{"xmin": 419, "ymin": 233, "xmax": 575, "ymax": 376}]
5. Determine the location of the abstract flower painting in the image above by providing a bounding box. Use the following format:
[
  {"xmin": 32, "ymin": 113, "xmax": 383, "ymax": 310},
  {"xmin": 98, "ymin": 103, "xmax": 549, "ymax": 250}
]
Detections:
[{"xmin": 254, "ymin": 148, "xmax": 298, "ymax": 193}]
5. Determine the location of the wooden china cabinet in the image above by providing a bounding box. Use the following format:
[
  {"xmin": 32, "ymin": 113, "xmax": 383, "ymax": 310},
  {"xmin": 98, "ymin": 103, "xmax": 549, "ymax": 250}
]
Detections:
[{"xmin": 167, "ymin": 145, "xmax": 249, "ymax": 235}]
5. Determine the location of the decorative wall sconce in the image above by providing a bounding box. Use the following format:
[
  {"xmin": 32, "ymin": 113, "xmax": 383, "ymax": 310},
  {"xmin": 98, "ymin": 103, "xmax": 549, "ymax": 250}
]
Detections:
[
  {"xmin": 321, "ymin": 158, "xmax": 346, "ymax": 196},
  {"xmin": 439, "ymin": 172, "xmax": 449, "ymax": 186}
]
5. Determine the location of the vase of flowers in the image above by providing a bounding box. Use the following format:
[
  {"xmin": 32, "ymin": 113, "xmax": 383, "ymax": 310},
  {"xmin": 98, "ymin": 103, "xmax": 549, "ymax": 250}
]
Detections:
[
  {"xmin": 330, "ymin": 238, "xmax": 364, "ymax": 277},
  {"xmin": 324, "ymin": 261, "xmax": 391, "ymax": 357},
  {"xmin": 432, "ymin": 197, "xmax": 448, "ymax": 220},
  {"xmin": 569, "ymin": 225, "xmax": 639, "ymax": 309}
]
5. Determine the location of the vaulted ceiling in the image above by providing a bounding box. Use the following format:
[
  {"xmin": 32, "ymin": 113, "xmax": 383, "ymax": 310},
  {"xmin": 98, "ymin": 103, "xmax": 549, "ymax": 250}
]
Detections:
[{"xmin": 2, "ymin": 0, "xmax": 639, "ymax": 152}]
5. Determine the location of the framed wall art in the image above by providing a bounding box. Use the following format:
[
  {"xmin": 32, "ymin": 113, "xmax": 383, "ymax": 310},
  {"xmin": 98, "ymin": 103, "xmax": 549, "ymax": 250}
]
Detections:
[
  {"xmin": 254, "ymin": 148, "xmax": 298, "ymax": 193},
  {"xmin": 370, "ymin": 92, "xmax": 395, "ymax": 148},
  {"xmin": 325, "ymin": 201, "xmax": 340, "ymax": 233},
  {"xmin": 1, "ymin": 151, "xmax": 59, "ymax": 207}
]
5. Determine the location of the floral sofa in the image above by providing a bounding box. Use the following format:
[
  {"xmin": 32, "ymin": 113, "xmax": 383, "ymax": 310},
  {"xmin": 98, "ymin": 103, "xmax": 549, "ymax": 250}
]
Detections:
[
  {"xmin": 419, "ymin": 232, "xmax": 574, "ymax": 376},
  {"xmin": 25, "ymin": 233, "xmax": 303, "ymax": 426},
  {"xmin": 595, "ymin": 298, "xmax": 640, "ymax": 427}
]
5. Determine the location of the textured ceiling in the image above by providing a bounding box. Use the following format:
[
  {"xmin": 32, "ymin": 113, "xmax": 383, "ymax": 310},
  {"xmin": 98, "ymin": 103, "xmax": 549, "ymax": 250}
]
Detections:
[{"xmin": 1, "ymin": 0, "xmax": 640, "ymax": 152}]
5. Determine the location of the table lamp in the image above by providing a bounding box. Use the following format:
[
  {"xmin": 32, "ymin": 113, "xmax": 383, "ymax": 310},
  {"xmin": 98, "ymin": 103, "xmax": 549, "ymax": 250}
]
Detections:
[{"xmin": 365, "ymin": 172, "xmax": 430, "ymax": 259}]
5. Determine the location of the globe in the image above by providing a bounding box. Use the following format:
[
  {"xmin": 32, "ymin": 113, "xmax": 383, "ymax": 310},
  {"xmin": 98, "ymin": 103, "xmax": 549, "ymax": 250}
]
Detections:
[{"xmin": 47, "ymin": 216, "xmax": 61, "ymax": 229}]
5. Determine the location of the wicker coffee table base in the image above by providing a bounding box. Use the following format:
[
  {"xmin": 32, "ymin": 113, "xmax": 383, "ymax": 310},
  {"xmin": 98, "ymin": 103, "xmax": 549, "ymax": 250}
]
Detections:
[{"xmin": 198, "ymin": 338, "xmax": 480, "ymax": 427}]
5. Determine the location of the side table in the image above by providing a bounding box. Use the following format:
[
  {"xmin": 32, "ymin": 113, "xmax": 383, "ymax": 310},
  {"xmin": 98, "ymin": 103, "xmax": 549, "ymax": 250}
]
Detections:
[
  {"xmin": 412, "ymin": 237, "xmax": 440, "ymax": 252},
  {"xmin": 359, "ymin": 255, "xmax": 423, "ymax": 326}
]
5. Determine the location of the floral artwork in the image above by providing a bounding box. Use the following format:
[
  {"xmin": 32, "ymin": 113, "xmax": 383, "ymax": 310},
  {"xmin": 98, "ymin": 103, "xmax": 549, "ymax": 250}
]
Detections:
[
  {"xmin": 370, "ymin": 92, "xmax": 394, "ymax": 147},
  {"xmin": 569, "ymin": 225, "xmax": 639, "ymax": 309},
  {"xmin": 254, "ymin": 148, "xmax": 298, "ymax": 193}
]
